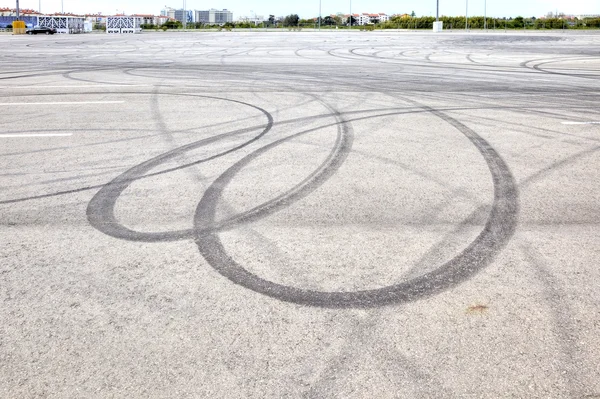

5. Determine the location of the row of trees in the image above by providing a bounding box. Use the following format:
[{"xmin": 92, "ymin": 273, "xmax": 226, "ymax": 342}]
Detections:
[
  {"xmin": 139, "ymin": 15, "xmax": 600, "ymax": 31},
  {"xmin": 382, "ymin": 15, "xmax": 600, "ymax": 30}
]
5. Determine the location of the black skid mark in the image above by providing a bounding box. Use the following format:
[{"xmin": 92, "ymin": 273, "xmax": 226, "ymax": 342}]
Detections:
[{"xmin": 192, "ymin": 104, "xmax": 519, "ymax": 309}]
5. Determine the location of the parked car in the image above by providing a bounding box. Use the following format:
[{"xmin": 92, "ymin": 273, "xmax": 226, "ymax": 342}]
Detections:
[{"xmin": 26, "ymin": 26, "xmax": 57, "ymax": 35}]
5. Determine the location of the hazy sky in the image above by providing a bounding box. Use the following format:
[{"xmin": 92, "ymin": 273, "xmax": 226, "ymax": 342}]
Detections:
[{"xmin": 14, "ymin": 0, "xmax": 600, "ymax": 18}]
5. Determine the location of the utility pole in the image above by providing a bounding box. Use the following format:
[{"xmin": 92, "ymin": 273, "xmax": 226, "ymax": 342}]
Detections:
[
  {"xmin": 349, "ymin": 0, "xmax": 352, "ymax": 29},
  {"xmin": 16, "ymin": 0, "xmax": 20, "ymax": 19},
  {"xmin": 318, "ymin": 0, "xmax": 321, "ymax": 30},
  {"xmin": 465, "ymin": 0, "xmax": 468, "ymax": 31},
  {"xmin": 484, "ymin": 0, "xmax": 487, "ymax": 30},
  {"xmin": 182, "ymin": 0, "xmax": 186, "ymax": 30}
]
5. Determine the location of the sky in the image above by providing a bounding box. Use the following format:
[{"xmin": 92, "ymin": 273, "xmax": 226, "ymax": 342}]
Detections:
[{"xmin": 11, "ymin": 0, "xmax": 600, "ymax": 19}]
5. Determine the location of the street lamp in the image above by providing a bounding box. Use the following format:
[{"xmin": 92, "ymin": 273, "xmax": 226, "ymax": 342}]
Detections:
[
  {"xmin": 182, "ymin": 0, "xmax": 186, "ymax": 30},
  {"xmin": 16, "ymin": 0, "xmax": 20, "ymax": 19},
  {"xmin": 436, "ymin": 0, "xmax": 439, "ymax": 22},
  {"xmin": 349, "ymin": 0, "xmax": 351, "ymax": 29},
  {"xmin": 318, "ymin": 0, "xmax": 321, "ymax": 30},
  {"xmin": 484, "ymin": 0, "xmax": 487, "ymax": 30},
  {"xmin": 465, "ymin": 0, "xmax": 468, "ymax": 31}
]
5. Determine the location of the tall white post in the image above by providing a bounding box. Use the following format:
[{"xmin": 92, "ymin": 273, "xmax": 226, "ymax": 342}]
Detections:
[
  {"xmin": 484, "ymin": 0, "xmax": 487, "ymax": 30},
  {"xmin": 465, "ymin": 0, "xmax": 468, "ymax": 31},
  {"xmin": 318, "ymin": 0, "xmax": 321, "ymax": 30}
]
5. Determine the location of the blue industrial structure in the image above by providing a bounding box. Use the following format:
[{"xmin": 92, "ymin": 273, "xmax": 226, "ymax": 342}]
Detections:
[{"xmin": 0, "ymin": 16, "xmax": 38, "ymax": 28}]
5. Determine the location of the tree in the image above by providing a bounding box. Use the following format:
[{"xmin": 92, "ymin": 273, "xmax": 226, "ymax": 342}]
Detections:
[
  {"xmin": 411, "ymin": 11, "xmax": 416, "ymax": 17},
  {"xmin": 348, "ymin": 16, "xmax": 357, "ymax": 26},
  {"xmin": 163, "ymin": 20, "xmax": 182, "ymax": 29},
  {"xmin": 283, "ymin": 14, "xmax": 299, "ymax": 27},
  {"xmin": 323, "ymin": 16, "xmax": 335, "ymax": 26},
  {"xmin": 268, "ymin": 15, "xmax": 275, "ymax": 25},
  {"xmin": 513, "ymin": 16, "xmax": 524, "ymax": 28}
]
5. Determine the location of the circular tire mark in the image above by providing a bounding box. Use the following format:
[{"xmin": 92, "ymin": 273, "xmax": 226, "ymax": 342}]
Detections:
[
  {"xmin": 193, "ymin": 106, "xmax": 519, "ymax": 309},
  {"xmin": 86, "ymin": 94, "xmax": 274, "ymax": 241}
]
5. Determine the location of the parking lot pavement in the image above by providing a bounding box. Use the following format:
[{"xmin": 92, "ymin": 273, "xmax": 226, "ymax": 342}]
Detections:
[{"xmin": 1, "ymin": 31, "xmax": 599, "ymax": 398}]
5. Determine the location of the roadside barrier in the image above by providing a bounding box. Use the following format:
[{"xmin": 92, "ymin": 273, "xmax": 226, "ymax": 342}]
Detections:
[{"xmin": 12, "ymin": 21, "xmax": 26, "ymax": 35}]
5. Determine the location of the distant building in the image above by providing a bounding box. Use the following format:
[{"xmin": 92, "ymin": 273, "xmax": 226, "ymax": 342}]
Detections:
[
  {"xmin": 173, "ymin": 9, "xmax": 193, "ymax": 23},
  {"xmin": 0, "ymin": 7, "xmax": 41, "ymax": 17},
  {"xmin": 154, "ymin": 15, "xmax": 171, "ymax": 25},
  {"xmin": 196, "ymin": 9, "xmax": 233, "ymax": 25},
  {"xmin": 236, "ymin": 15, "xmax": 264, "ymax": 26},
  {"xmin": 85, "ymin": 14, "xmax": 107, "ymax": 26},
  {"xmin": 575, "ymin": 14, "xmax": 600, "ymax": 19},
  {"xmin": 0, "ymin": 7, "xmax": 40, "ymax": 28},
  {"xmin": 341, "ymin": 13, "xmax": 390, "ymax": 25},
  {"xmin": 132, "ymin": 14, "xmax": 155, "ymax": 26},
  {"xmin": 161, "ymin": 7, "xmax": 176, "ymax": 20}
]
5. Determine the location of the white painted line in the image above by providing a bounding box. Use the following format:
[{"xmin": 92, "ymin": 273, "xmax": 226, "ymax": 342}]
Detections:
[
  {"xmin": 0, "ymin": 101, "xmax": 124, "ymax": 106},
  {"xmin": 0, "ymin": 133, "xmax": 73, "ymax": 138},
  {"xmin": 0, "ymin": 85, "xmax": 150, "ymax": 89},
  {"xmin": 561, "ymin": 121, "xmax": 600, "ymax": 125}
]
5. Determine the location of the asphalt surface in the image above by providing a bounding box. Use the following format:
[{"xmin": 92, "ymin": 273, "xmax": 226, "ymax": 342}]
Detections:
[{"xmin": 1, "ymin": 30, "xmax": 599, "ymax": 398}]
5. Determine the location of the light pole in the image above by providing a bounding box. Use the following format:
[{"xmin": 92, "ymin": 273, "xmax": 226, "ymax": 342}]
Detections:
[
  {"xmin": 436, "ymin": 0, "xmax": 439, "ymax": 22},
  {"xmin": 465, "ymin": 0, "xmax": 468, "ymax": 31},
  {"xmin": 318, "ymin": 0, "xmax": 321, "ymax": 30},
  {"xmin": 484, "ymin": 0, "xmax": 487, "ymax": 30},
  {"xmin": 349, "ymin": 0, "xmax": 351, "ymax": 29},
  {"xmin": 61, "ymin": 0, "xmax": 63, "ymax": 13},
  {"xmin": 182, "ymin": 0, "xmax": 186, "ymax": 30},
  {"xmin": 16, "ymin": 0, "xmax": 20, "ymax": 19}
]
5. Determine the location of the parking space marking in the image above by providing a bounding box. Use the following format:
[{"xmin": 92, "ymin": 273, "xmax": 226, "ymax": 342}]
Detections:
[
  {"xmin": 0, "ymin": 85, "xmax": 150, "ymax": 89},
  {"xmin": 0, "ymin": 133, "xmax": 73, "ymax": 138},
  {"xmin": 561, "ymin": 121, "xmax": 600, "ymax": 125},
  {"xmin": 0, "ymin": 101, "xmax": 124, "ymax": 106}
]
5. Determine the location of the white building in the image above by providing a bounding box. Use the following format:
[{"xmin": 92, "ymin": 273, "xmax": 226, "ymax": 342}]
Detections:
[
  {"xmin": 161, "ymin": 7, "xmax": 176, "ymax": 20},
  {"xmin": 357, "ymin": 14, "xmax": 371, "ymax": 25},
  {"xmin": 196, "ymin": 9, "xmax": 233, "ymax": 25},
  {"xmin": 236, "ymin": 15, "xmax": 264, "ymax": 26},
  {"xmin": 132, "ymin": 14, "xmax": 155, "ymax": 26},
  {"xmin": 378, "ymin": 13, "xmax": 390, "ymax": 23},
  {"xmin": 343, "ymin": 13, "xmax": 390, "ymax": 25}
]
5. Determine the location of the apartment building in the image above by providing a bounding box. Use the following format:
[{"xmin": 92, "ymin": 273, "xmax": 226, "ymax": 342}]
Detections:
[
  {"xmin": 344, "ymin": 12, "xmax": 390, "ymax": 25},
  {"xmin": 196, "ymin": 9, "xmax": 233, "ymax": 25}
]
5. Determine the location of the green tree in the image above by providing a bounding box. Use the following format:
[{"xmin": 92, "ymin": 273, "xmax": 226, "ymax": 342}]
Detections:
[
  {"xmin": 162, "ymin": 20, "xmax": 182, "ymax": 29},
  {"xmin": 513, "ymin": 16, "xmax": 524, "ymax": 28},
  {"xmin": 283, "ymin": 14, "xmax": 299, "ymax": 27},
  {"xmin": 323, "ymin": 16, "xmax": 335, "ymax": 26}
]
